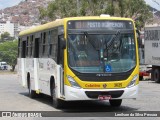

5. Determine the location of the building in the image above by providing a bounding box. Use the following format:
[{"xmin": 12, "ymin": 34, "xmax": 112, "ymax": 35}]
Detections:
[{"xmin": 0, "ymin": 21, "xmax": 14, "ymax": 37}]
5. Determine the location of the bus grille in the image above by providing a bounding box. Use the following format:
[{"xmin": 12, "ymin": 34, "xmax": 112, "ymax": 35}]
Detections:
[{"xmin": 85, "ymin": 90, "xmax": 124, "ymax": 99}]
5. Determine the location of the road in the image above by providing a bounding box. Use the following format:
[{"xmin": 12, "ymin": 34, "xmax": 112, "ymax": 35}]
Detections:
[{"xmin": 0, "ymin": 73, "xmax": 160, "ymax": 119}]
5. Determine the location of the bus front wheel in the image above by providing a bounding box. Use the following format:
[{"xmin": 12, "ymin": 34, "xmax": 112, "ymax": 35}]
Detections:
[
  {"xmin": 51, "ymin": 82, "xmax": 63, "ymax": 108},
  {"xmin": 139, "ymin": 76, "xmax": 143, "ymax": 81},
  {"xmin": 109, "ymin": 99, "xmax": 122, "ymax": 107},
  {"xmin": 28, "ymin": 80, "xmax": 37, "ymax": 98}
]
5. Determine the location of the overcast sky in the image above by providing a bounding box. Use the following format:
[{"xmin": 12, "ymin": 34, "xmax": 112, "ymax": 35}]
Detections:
[{"xmin": 0, "ymin": 0, "xmax": 160, "ymax": 10}]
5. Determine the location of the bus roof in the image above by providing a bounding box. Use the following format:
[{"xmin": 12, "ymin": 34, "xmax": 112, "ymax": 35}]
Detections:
[
  {"xmin": 65, "ymin": 16, "xmax": 133, "ymax": 21},
  {"xmin": 19, "ymin": 19, "xmax": 64, "ymax": 37},
  {"xmin": 19, "ymin": 16, "xmax": 134, "ymax": 37}
]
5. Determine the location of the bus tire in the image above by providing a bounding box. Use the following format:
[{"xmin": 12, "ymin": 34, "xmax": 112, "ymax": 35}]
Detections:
[
  {"xmin": 51, "ymin": 81, "xmax": 63, "ymax": 108},
  {"xmin": 139, "ymin": 76, "xmax": 143, "ymax": 81},
  {"xmin": 28, "ymin": 77, "xmax": 37, "ymax": 98},
  {"xmin": 153, "ymin": 69, "xmax": 160, "ymax": 83},
  {"xmin": 109, "ymin": 99, "xmax": 122, "ymax": 107}
]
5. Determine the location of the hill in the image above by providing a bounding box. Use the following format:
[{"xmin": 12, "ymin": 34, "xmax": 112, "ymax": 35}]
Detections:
[{"xmin": 0, "ymin": 0, "xmax": 51, "ymax": 26}]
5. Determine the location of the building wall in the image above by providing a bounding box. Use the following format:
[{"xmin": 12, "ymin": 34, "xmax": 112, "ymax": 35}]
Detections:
[{"xmin": 0, "ymin": 21, "xmax": 14, "ymax": 37}]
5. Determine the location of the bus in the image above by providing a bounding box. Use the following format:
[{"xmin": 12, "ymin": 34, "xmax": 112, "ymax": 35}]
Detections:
[{"xmin": 18, "ymin": 16, "xmax": 139, "ymax": 108}]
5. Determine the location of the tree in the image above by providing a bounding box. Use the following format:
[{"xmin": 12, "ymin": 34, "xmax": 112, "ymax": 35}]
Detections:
[
  {"xmin": 0, "ymin": 32, "xmax": 11, "ymax": 42},
  {"xmin": 0, "ymin": 40, "xmax": 18, "ymax": 71},
  {"xmin": 39, "ymin": 0, "xmax": 152, "ymax": 29},
  {"xmin": 39, "ymin": 0, "xmax": 108, "ymax": 20},
  {"xmin": 104, "ymin": 0, "xmax": 152, "ymax": 29},
  {"xmin": 39, "ymin": 0, "xmax": 77, "ymax": 20}
]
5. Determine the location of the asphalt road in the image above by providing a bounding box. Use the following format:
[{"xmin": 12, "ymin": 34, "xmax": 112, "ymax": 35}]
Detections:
[{"xmin": 0, "ymin": 73, "xmax": 160, "ymax": 119}]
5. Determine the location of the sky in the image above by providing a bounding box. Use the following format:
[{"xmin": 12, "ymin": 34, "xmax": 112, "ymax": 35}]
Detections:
[
  {"xmin": 144, "ymin": 0, "xmax": 160, "ymax": 10},
  {"xmin": 0, "ymin": 0, "xmax": 22, "ymax": 9},
  {"xmin": 0, "ymin": 0, "xmax": 160, "ymax": 10}
]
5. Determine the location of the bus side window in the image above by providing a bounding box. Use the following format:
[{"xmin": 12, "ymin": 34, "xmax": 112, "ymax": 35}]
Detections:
[
  {"xmin": 49, "ymin": 30, "xmax": 52, "ymax": 56},
  {"xmin": 26, "ymin": 36, "xmax": 29, "ymax": 57},
  {"xmin": 39, "ymin": 33, "xmax": 42, "ymax": 57},
  {"xmin": 34, "ymin": 37, "xmax": 40, "ymax": 58},
  {"xmin": 18, "ymin": 38, "xmax": 22, "ymax": 58},
  {"xmin": 31, "ymin": 35, "xmax": 34, "ymax": 57},
  {"xmin": 50, "ymin": 29, "xmax": 58, "ymax": 61},
  {"xmin": 45, "ymin": 32, "xmax": 49, "ymax": 57},
  {"xmin": 28, "ymin": 35, "xmax": 34, "ymax": 58},
  {"xmin": 42, "ymin": 32, "xmax": 46, "ymax": 56},
  {"xmin": 28, "ymin": 36, "xmax": 31, "ymax": 58},
  {"xmin": 21, "ymin": 38, "xmax": 26, "ymax": 58},
  {"xmin": 57, "ymin": 35, "xmax": 64, "ymax": 65}
]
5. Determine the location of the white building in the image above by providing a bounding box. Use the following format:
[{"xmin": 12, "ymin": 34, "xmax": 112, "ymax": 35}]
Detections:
[{"xmin": 0, "ymin": 21, "xmax": 14, "ymax": 37}]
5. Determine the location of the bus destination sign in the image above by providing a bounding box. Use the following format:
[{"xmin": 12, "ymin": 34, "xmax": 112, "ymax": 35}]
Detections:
[{"xmin": 68, "ymin": 20, "xmax": 133, "ymax": 30}]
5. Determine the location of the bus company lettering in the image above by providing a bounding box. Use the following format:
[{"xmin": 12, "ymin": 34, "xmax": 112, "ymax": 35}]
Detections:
[
  {"xmin": 145, "ymin": 30, "xmax": 160, "ymax": 41},
  {"xmin": 85, "ymin": 84, "xmax": 100, "ymax": 88}
]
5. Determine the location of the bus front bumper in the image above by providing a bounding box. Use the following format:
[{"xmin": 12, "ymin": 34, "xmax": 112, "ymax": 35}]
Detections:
[{"xmin": 63, "ymin": 85, "xmax": 138, "ymax": 101}]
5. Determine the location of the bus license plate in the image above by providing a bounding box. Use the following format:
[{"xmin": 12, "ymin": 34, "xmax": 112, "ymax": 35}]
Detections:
[{"xmin": 98, "ymin": 95, "xmax": 111, "ymax": 100}]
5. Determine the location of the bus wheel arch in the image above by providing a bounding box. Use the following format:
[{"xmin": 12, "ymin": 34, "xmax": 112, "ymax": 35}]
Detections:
[
  {"xmin": 27, "ymin": 72, "xmax": 37, "ymax": 98},
  {"xmin": 50, "ymin": 76, "xmax": 63, "ymax": 108}
]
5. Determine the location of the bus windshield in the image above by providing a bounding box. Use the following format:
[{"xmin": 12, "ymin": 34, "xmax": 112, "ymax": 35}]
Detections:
[{"xmin": 68, "ymin": 32, "xmax": 136, "ymax": 73}]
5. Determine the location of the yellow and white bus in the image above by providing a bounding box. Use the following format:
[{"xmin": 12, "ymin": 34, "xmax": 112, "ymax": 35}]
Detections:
[{"xmin": 18, "ymin": 16, "xmax": 139, "ymax": 108}]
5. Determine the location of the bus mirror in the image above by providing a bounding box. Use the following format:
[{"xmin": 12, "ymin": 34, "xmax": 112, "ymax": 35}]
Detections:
[{"xmin": 60, "ymin": 38, "xmax": 66, "ymax": 49}]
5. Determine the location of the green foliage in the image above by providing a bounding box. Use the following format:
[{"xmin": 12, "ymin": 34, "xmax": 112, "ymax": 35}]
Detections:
[
  {"xmin": 0, "ymin": 32, "xmax": 11, "ymax": 42},
  {"xmin": 105, "ymin": 0, "xmax": 152, "ymax": 29},
  {"xmin": 39, "ymin": 0, "xmax": 107, "ymax": 20},
  {"xmin": 0, "ymin": 40, "xmax": 18, "ymax": 71},
  {"xmin": 39, "ymin": 0, "xmax": 152, "ymax": 29},
  {"xmin": 39, "ymin": 0, "xmax": 77, "ymax": 20}
]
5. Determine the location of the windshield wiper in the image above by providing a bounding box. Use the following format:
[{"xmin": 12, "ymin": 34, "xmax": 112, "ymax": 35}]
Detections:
[{"xmin": 107, "ymin": 30, "xmax": 121, "ymax": 49}]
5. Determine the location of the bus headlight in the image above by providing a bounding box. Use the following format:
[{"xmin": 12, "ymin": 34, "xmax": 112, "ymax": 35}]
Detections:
[
  {"xmin": 127, "ymin": 74, "xmax": 138, "ymax": 88},
  {"xmin": 67, "ymin": 76, "xmax": 81, "ymax": 89}
]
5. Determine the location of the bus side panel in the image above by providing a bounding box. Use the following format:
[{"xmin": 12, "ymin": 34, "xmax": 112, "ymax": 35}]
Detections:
[
  {"xmin": 38, "ymin": 58, "xmax": 57, "ymax": 95},
  {"xmin": 25, "ymin": 58, "xmax": 35, "ymax": 90},
  {"xmin": 17, "ymin": 58, "xmax": 23, "ymax": 86},
  {"xmin": 34, "ymin": 58, "xmax": 39, "ymax": 91},
  {"xmin": 21, "ymin": 58, "xmax": 27, "ymax": 87}
]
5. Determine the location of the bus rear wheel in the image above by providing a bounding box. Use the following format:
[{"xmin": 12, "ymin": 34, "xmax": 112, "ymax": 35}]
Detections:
[
  {"xmin": 51, "ymin": 82, "xmax": 63, "ymax": 108},
  {"xmin": 109, "ymin": 99, "xmax": 122, "ymax": 107},
  {"xmin": 153, "ymin": 69, "xmax": 160, "ymax": 83}
]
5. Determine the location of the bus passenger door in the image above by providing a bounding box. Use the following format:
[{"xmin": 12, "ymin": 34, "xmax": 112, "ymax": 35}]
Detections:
[
  {"xmin": 21, "ymin": 40, "xmax": 27, "ymax": 87},
  {"xmin": 57, "ymin": 35, "xmax": 66, "ymax": 97},
  {"xmin": 33, "ymin": 38, "xmax": 40, "ymax": 91}
]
